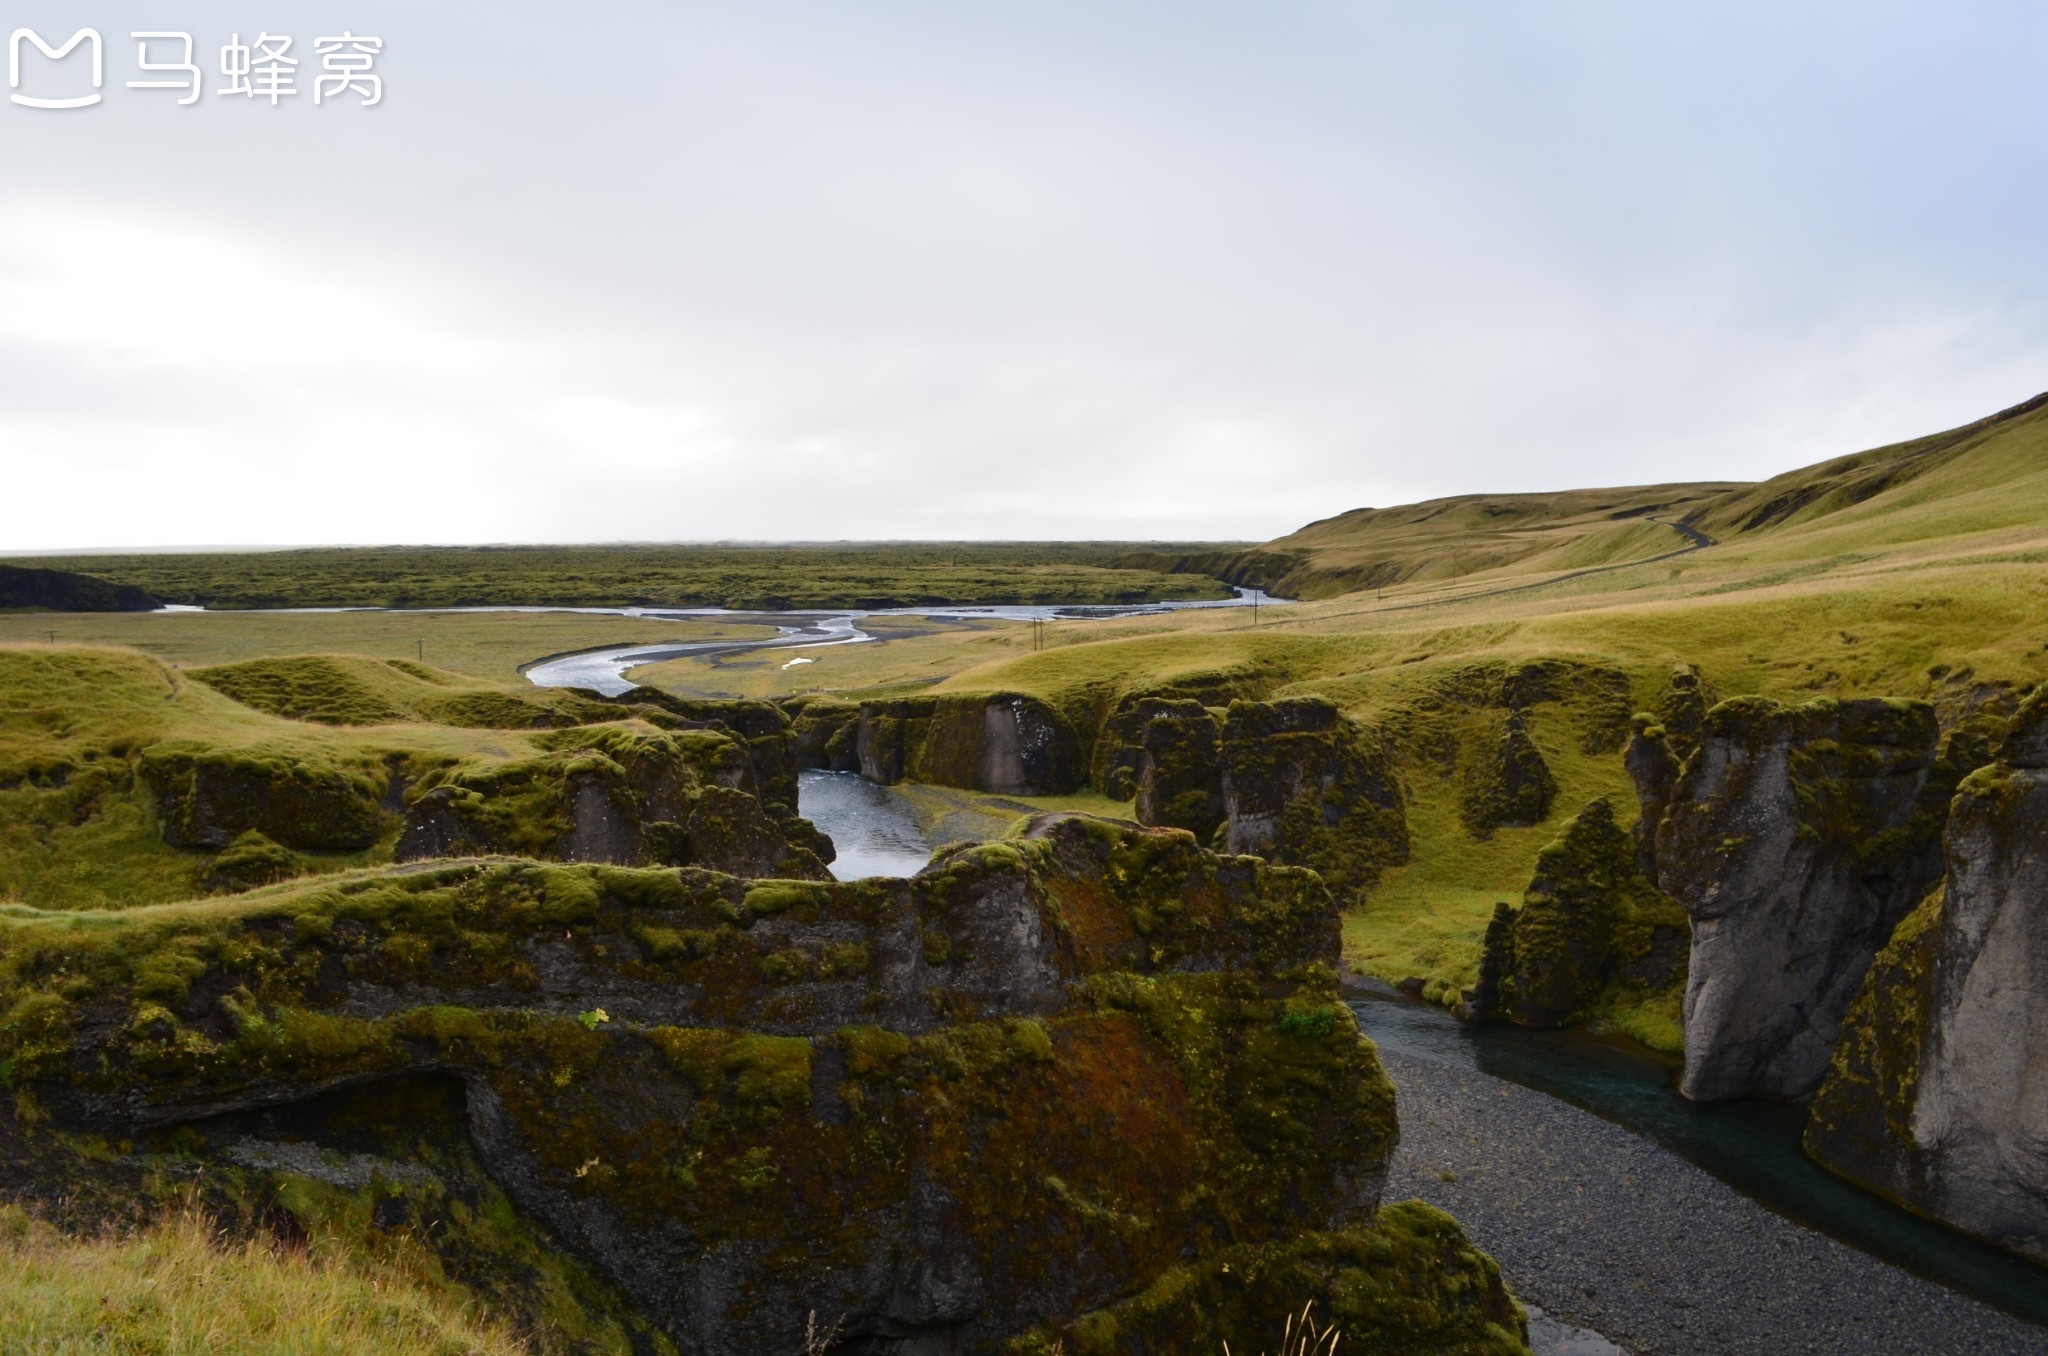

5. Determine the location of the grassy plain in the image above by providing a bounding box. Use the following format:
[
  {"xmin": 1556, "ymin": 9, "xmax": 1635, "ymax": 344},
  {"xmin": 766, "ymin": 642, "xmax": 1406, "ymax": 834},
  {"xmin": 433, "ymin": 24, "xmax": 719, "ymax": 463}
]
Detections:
[
  {"xmin": 3, "ymin": 543, "xmax": 1238, "ymax": 610},
  {"xmin": 0, "ymin": 609, "xmax": 771, "ymax": 683}
]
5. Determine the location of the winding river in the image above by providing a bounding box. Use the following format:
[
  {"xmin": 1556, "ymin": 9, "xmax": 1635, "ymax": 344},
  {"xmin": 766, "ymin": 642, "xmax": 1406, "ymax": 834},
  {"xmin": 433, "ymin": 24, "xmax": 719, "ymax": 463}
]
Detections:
[{"xmin": 520, "ymin": 589, "xmax": 1282, "ymax": 695}]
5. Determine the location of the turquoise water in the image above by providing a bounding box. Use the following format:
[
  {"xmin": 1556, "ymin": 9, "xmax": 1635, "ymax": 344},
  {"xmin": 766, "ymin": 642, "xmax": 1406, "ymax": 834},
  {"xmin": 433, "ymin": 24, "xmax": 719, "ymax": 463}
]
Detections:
[{"xmin": 1349, "ymin": 990, "xmax": 2048, "ymax": 1328}]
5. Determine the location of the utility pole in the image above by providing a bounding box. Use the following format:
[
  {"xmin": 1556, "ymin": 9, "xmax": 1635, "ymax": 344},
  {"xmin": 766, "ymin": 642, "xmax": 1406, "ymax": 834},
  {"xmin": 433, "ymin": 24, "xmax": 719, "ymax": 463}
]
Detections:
[{"xmin": 417, "ymin": 638, "xmax": 424, "ymax": 662}]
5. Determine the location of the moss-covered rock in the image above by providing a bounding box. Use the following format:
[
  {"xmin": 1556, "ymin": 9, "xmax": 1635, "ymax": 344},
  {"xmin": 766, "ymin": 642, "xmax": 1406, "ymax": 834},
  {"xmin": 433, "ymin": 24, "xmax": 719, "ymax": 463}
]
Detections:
[
  {"xmin": 582, "ymin": 689, "xmax": 803, "ymax": 814},
  {"xmin": 1621, "ymin": 716, "xmax": 1679, "ymax": 877},
  {"xmin": 857, "ymin": 694, "xmax": 1086, "ymax": 796},
  {"xmin": 1091, "ymin": 672, "xmax": 1271, "ymax": 800},
  {"xmin": 203, "ymin": 829, "xmax": 304, "ymax": 894},
  {"xmin": 1465, "ymin": 799, "xmax": 1687, "ymax": 1038},
  {"xmin": 1650, "ymin": 696, "xmax": 1952, "ymax": 1101},
  {"xmin": 1804, "ymin": 685, "xmax": 2048, "ymax": 1264},
  {"xmin": 1654, "ymin": 664, "xmax": 1717, "ymax": 755},
  {"xmin": 1458, "ymin": 709, "xmax": 1557, "ymax": 835},
  {"xmin": 1219, "ymin": 698, "xmax": 1409, "ymax": 901},
  {"xmin": 784, "ymin": 695, "xmax": 862, "ymax": 772},
  {"xmin": 0, "ymin": 817, "xmax": 1517, "ymax": 1354},
  {"xmin": 1131, "ymin": 700, "xmax": 1226, "ymax": 843},
  {"xmin": 395, "ymin": 726, "xmax": 830, "ymax": 879},
  {"xmin": 141, "ymin": 745, "xmax": 395, "ymax": 851},
  {"xmin": 1014, "ymin": 1203, "xmax": 1526, "ymax": 1355}
]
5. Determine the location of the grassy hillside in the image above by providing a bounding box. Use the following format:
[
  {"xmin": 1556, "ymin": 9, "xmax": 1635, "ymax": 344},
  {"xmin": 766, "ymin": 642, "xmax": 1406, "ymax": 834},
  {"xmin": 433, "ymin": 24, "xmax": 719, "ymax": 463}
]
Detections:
[
  {"xmin": 1125, "ymin": 483, "xmax": 1737, "ymax": 601},
  {"xmin": 628, "ymin": 394, "xmax": 2048, "ymax": 1030},
  {"xmin": 2, "ymin": 543, "xmax": 1239, "ymax": 611}
]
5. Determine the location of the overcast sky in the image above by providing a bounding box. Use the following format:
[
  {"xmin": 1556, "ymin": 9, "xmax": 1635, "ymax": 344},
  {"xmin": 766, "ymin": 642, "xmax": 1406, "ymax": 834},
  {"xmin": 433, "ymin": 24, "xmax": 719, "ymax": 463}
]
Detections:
[{"xmin": 5, "ymin": 2, "xmax": 2047, "ymax": 549}]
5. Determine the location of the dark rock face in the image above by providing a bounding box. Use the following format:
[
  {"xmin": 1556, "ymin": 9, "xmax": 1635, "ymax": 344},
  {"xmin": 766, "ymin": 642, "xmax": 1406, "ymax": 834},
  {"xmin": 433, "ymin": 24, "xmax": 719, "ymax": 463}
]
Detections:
[
  {"xmin": 1805, "ymin": 688, "xmax": 2048, "ymax": 1263},
  {"xmin": 0, "ymin": 818, "xmax": 1527, "ymax": 1355},
  {"xmin": 855, "ymin": 694, "xmax": 1085, "ymax": 796},
  {"xmin": 1459, "ymin": 708, "xmax": 1558, "ymax": 834},
  {"xmin": 585, "ymin": 690, "xmax": 802, "ymax": 814},
  {"xmin": 1091, "ymin": 672, "xmax": 1270, "ymax": 800},
  {"xmin": 1654, "ymin": 664, "xmax": 1718, "ymax": 752},
  {"xmin": 1465, "ymin": 799, "xmax": 1687, "ymax": 1030},
  {"xmin": 786, "ymin": 696, "xmax": 861, "ymax": 772},
  {"xmin": 1622, "ymin": 718, "xmax": 1681, "ymax": 878},
  {"xmin": 1218, "ymin": 697, "xmax": 1409, "ymax": 899},
  {"xmin": 140, "ymin": 746, "xmax": 392, "ymax": 851},
  {"xmin": 1652, "ymin": 697, "xmax": 1950, "ymax": 1101},
  {"xmin": 395, "ymin": 727, "xmax": 832, "ymax": 880},
  {"xmin": 0, "ymin": 564, "xmax": 159, "ymax": 613},
  {"xmin": 1132, "ymin": 699, "xmax": 1226, "ymax": 843}
]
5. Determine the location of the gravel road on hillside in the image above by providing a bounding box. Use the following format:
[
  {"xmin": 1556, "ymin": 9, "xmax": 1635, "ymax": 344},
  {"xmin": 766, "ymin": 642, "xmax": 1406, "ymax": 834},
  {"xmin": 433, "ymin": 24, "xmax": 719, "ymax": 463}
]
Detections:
[{"xmin": 1379, "ymin": 1047, "xmax": 2048, "ymax": 1356}]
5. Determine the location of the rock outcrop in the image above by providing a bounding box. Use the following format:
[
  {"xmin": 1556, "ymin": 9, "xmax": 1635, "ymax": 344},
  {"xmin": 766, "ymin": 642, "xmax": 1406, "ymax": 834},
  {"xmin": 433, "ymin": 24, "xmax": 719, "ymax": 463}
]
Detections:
[
  {"xmin": 856, "ymin": 694, "xmax": 1086, "ymax": 796},
  {"xmin": 1219, "ymin": 697, "xmax": 1409, "ymax": 899},
  {"xmin": 0, "ymin": 563, "xmax": 160, "ymax": 612},
  {"xmin": 1131, "ymin": 698, "xmax": 1226, "ymax": 844},
  {"xmin": 786, "ymin": 695, "xmax": 862, "ymax": 772},
  {"xmin": 1805, "ymin": 688, "xmax": 2048, "ymax": 1263},
  {"xmin": 0, "ymin": 817, "xmax": 1527, "ymax": 1355},
  {"xmin": 1459, "ymin": 708, "xmax": 1557, "ymax": 834},
  {"xmin": 1127, "ymin": 696, "xmax": 1409, "ymax": 901},
  {"xmin": 141, "ymin": 745, "xmax": 395, "ymax": 851},
  {"xmin": 587, "ymin": 690, "xmax": 803, "ymax": 814},
  {"xmin": 1463, "ymin": 798, "xmax": 1688, "ymax": 1039},
  {"xmin": 395, "ymin": 726, "xmax": 831, "ymax": 880},
  {"xmin": 1652, "ymin": 696, "xmax": 1952, "ymax": 1101}
]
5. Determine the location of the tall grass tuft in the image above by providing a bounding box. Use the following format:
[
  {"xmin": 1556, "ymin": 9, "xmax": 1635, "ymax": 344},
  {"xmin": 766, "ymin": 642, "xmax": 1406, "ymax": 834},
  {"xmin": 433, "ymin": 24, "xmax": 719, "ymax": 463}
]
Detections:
[
  {"xmin": 1223, "ymin": 1301, "xmax": 1343, "ymax": 1356},
  {"xmin": 0, "ymin": 1201, "xmax": 528, "ymax": 1355}
]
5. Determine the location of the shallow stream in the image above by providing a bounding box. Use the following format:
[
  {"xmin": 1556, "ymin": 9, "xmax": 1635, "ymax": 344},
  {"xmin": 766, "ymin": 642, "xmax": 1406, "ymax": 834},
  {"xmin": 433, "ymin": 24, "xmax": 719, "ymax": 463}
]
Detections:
[{"xmin": 1348, "ymin": 989, "xmax": 2048, "ymax": 1328}]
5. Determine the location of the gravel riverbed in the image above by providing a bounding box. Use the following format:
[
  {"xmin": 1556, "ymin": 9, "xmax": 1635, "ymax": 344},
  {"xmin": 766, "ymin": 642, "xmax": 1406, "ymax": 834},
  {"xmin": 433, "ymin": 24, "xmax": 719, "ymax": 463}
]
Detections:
[{"xmin": 1379, "ymin": 1047, "xmax": 2048, "ymax": 1356}]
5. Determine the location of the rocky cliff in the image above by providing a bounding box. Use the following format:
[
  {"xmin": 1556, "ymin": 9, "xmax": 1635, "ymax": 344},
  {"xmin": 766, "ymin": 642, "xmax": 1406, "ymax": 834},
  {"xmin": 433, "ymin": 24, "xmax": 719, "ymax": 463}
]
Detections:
[
  {"xmin": 1128, "ymin": 697, "xmax": 1409, "ymax": 901},
  {"xmin": 395, "ymin": 725, "xmax": 832, "ymax": 880},
  {"xmin": 1650, "ymin": 696, "xmax": 1953, "ymax": 1101},
  {"xmin": 1804, "ymin": 688, "xmax": 2048, "ymax": 1264},
  {"xmin": 1462, "ymin": 798, "xmax": 1688, "ymax": 1042},
  {"xmin": 855, "ymin": 694, "xmax": 1087, "ymax": 796},
  {"xmin": 0, "ymin": 816, "xmax": 1528, "ymax": 1354},
  {"xmin": 1218, "ymin": 698, "xmax": 1410, "ymax": 900}
]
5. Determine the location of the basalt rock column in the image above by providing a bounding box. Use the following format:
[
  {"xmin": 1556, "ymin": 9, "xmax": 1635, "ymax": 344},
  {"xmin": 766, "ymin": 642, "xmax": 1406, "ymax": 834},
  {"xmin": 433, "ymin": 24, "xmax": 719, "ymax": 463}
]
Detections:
[
  {"xmin": 1654, "ymin": 697, "xmax": 1948, "ymax": 1102},
  {"xmin": 1806, "ymin": 687, "xmax": 2048, "ymax": 1263}
]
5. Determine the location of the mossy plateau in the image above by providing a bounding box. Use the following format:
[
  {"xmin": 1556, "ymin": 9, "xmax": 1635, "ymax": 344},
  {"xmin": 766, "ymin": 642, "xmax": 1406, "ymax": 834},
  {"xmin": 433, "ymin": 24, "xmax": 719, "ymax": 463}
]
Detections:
[
  {"xmin": 0, "ymin": 647, "xmax": 829, "ymax": 911},
  {"xmin": 193, "ymin": 654, "xmax": 618, "ymax": 730},
  {"xmin": 0, "ymin": 817, "xmax": 1522, "ymax": 1354}
]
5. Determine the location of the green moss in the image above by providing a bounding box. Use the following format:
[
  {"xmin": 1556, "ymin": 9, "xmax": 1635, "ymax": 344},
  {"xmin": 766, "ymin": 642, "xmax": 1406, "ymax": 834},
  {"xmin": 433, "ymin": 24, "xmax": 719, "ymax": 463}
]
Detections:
[
  {"xmin": 1015, "ymin": 1205, "xmax": 1527, "ymax": 1356},
  {"xmin": 1475, "ymin": 798, "xmax": 1688, "ymax": 1039},
  {"xmin": 1803, "ymin": 884, "xmax": 1944, "ymax": 1192}
]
